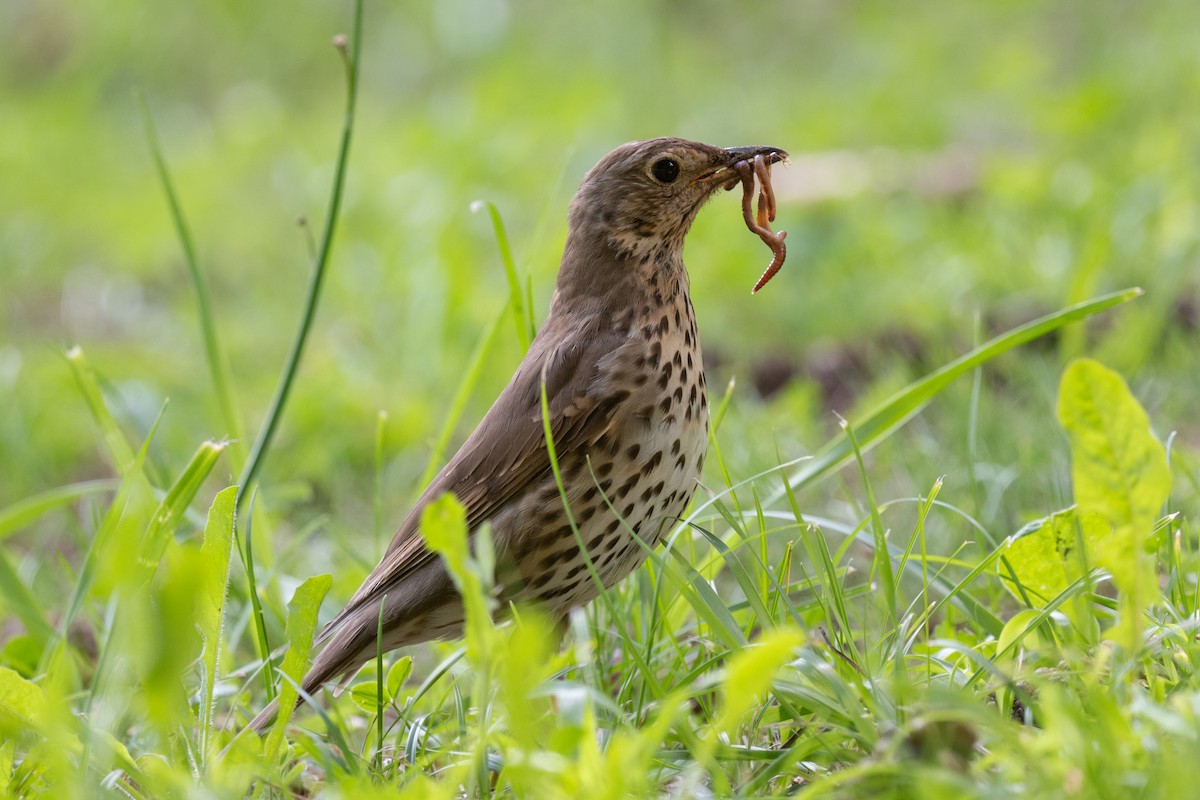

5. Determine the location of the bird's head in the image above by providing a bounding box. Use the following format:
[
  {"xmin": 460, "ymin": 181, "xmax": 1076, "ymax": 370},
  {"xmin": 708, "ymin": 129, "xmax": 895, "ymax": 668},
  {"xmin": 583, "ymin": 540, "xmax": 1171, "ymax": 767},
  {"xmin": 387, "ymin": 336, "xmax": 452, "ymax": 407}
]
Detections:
[{"xmin": 568, "ymin": 137, "xmax": 787, "ymax": 262}]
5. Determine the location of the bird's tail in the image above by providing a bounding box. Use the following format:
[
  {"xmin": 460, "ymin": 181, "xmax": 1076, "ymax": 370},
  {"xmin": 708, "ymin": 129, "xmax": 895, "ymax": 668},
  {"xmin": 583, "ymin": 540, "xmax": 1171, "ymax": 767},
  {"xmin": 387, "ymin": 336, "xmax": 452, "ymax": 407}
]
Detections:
[
  {"xmin": 245, "ymin": 617, "xmax": 377, "ymax": 732},
  {"xmin": 242, "ymin": 564, "xmax": 458, "ymax": 735},
  {"xmin": 247, "ymin": 696, "xmax": 282, "ymax": 734}
]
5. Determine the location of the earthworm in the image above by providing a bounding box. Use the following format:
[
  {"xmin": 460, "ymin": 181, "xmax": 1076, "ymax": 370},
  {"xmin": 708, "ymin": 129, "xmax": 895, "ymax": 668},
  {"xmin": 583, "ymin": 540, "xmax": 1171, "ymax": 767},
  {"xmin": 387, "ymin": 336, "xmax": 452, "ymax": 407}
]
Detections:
[{"xmin": 736, "ymin": 154, "xmax": 787, "ymax": 293}]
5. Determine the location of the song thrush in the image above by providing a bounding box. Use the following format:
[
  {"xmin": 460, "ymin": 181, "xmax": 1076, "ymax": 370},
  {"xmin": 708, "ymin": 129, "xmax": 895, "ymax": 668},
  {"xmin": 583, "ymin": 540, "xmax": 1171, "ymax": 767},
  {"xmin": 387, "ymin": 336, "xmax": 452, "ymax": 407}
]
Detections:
[{"xmin": 248, "ymin": 137, "xmax": 786, "ymax": 731}]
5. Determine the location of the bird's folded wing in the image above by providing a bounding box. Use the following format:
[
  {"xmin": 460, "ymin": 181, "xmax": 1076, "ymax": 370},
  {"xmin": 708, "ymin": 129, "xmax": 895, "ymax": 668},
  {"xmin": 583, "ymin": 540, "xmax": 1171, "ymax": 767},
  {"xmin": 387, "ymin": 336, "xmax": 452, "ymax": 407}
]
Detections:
[{"xmin": 318, "ymin": 322, "xmax": 626, "ymax": 640}]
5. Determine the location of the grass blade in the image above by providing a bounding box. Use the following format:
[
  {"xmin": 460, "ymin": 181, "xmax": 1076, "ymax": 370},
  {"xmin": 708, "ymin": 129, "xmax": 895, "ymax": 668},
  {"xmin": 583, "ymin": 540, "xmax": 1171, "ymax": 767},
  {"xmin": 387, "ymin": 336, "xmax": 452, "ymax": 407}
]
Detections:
[
  {"xmin": 471, "ymin": 200, "xmax": 531, "ymax": 351},
  {"xmin": 773, "ymin": 288, "xmax": 1142, "ymax": 501},
  {"xmin": 241, "ymin": 491, "xmax": 276, "ymax": 701},
  {"xmin": 0, "ymin": 549, "xmax": 55, "ymax": 646},
  {"xmin": 841, "ymin": 415, "xmax": 897, "ymax": 628},
  {"xmin": 65, "ymin": 346, "xmax": 139, "ymax": 480},
  {"xmin": 235, "ymin": 1, "xmax": 364, "ymax": 517},
  {"xmin": 143, "ymin": 440, "xmax": 227, "ymax": 565},
  {"xmin": 138, "ymin": 94, "xmax": 243, "ymax": 452},
  {"xmin": 0, "ymin": 480, "xmax": 120, "ymax": 542}
]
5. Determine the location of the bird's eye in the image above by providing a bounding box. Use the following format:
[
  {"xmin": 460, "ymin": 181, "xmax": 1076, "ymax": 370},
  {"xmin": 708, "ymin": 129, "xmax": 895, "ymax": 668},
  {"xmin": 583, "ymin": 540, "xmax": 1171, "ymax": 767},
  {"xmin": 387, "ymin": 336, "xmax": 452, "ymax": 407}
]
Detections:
[{"xmin": 651, "ymin": 158, "xmax": 680, "ymax": 184}]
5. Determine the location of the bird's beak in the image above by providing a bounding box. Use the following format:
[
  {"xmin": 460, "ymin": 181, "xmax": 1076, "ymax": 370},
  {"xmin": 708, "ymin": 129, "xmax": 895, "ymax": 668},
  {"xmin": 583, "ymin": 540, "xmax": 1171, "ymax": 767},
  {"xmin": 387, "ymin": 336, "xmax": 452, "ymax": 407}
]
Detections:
[
  {"xmin": 695, "ymin": 145, "xmax": 789, "ymax": 189},
  {"xmin": 722, "ymin": 145, "xmax": 789, "ymax": 166}
]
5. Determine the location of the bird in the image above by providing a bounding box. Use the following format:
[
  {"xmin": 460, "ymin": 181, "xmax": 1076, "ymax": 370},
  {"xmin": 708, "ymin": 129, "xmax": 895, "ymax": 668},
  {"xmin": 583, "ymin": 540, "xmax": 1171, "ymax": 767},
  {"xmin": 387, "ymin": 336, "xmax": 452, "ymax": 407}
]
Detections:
[{"xmin": 248, "ymin": 137, "xmax": 787, "ymax": 731}]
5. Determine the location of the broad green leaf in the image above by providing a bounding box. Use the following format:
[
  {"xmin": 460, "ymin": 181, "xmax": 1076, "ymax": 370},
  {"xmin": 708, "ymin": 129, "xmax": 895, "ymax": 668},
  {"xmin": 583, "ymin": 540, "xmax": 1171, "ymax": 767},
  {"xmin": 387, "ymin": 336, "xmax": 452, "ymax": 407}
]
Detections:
[
  {"xmin": 196, "ymin": 486, "xmax": 237, "ymax": 762},
  {"xmin": 998, "ymin": 506, "xmax": 1109, "ymax": 622},
  {"xmin": 1057, "ymin": 358, "xmax": 1171, "ymax": 645},
  {"xmin": 1058, "ymin": 359, "xmax": 1172, "ymax": 537},
  {"xmin": 265, "ymin": 573, "xmax": 332, "ymax": 759},
  {"xmin": 0, "ymin": 667, "xmax": 87, "ymax": 790},
  {"xmin": 350, "ymin": 680, "xmax": 387, "ymax": 711},
  {"xmin": 0, "ymin": 663, "xmax": 138, "ymax": 789},
  {"xmin": 0, "ymin": 739, "xmax": 11, "ymax": 790},
  {"xmin": 144, "ymin": 544, "xmax": 204, "ymax": 731},
  {"xmin": 386, "ymin": 655, "xmax": 413, "ymax": 699},
  {"xmin": 498, "ymin": 613, "xmax": 555, "ymax": 755},
  {"xmin": 422, "ymin": 494, "xmax": 496, "ymax": 659},
  {"xmin": 0, "ymin": 665, "xmax": 46, "ymax": 733},
  {"xmin": 996, "ymin": 608, "xmax": 1053, "ymax": 660},
  {"xmin": 714, "ymin": 627, "xmax": 804, "ymax": 736},
  {"xmin": 576, "ymin": 694, "xmax": 684, "ymax": 799},
  {"xmin": 0, "ymin": 637, "xmax": 41, "ymax": 678},
  {"xmin": 419, "ymin": 493, "xmax": 468, "ymax": 567}
]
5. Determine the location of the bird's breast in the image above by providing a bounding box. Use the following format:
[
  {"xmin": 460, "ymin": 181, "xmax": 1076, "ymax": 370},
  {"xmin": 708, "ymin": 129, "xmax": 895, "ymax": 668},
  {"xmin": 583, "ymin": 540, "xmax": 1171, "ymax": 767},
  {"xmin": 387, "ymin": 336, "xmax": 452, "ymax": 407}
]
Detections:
[
  {"xmin": 606, "ymin": 292, "xmax": 709, "ymax": 524},
  {"xmin": 498, "ymin": 291, "xmax": 710, "ymax": 611}
]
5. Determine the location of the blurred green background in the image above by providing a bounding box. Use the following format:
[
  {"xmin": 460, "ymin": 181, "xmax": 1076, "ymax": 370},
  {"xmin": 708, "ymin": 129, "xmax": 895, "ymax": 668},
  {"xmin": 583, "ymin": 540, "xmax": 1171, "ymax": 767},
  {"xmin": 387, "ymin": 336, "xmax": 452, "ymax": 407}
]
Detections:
[{"xmin": 2, "ymin": 0, "xmax": 1197, "ymax": 594}]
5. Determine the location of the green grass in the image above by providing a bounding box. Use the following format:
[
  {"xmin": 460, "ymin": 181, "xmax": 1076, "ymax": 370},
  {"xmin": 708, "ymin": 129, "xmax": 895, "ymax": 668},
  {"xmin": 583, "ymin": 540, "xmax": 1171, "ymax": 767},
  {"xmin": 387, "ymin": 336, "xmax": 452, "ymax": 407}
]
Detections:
[{"xmin": 2, "ymin": 0, "xmax": 1199, "ymax": 796}]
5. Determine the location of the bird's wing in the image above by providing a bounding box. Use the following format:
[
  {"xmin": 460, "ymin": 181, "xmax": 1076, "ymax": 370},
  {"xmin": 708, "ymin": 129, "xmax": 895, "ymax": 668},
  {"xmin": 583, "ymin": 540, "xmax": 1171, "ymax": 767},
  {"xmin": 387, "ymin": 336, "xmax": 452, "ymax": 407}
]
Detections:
[{"xmin": 318, "ymin": 319, "xmax": 627, "ymax": 639}]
